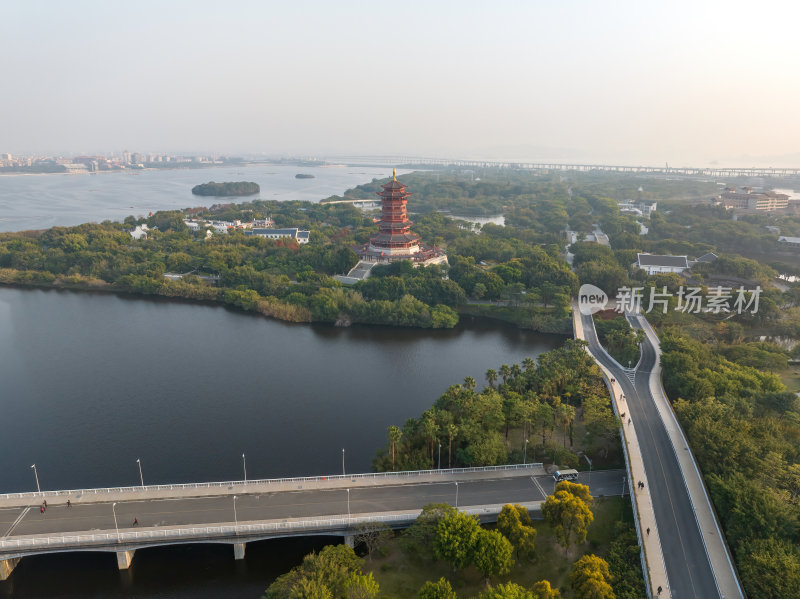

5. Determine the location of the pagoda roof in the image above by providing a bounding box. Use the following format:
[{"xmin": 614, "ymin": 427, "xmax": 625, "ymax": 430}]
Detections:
[{"xmin": 380, "ymin": 179, "xmax": 407, "ymax": 191}]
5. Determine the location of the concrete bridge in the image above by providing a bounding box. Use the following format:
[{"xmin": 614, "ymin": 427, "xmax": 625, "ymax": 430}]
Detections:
[
  {"xmin": 0, "ymin": 464, "xmax": 625, "ymax": 580},
  {"xmin": 335, "ymin": 155, "xmax": 800, "ymax": 178}
]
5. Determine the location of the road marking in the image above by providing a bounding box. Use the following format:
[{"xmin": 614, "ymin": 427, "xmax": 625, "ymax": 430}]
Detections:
[
  {"xmin": 530, "ymin": 476, "xmax": 547, "ymax": 498},
  {"xmin": 3, "ymin": 507, "xmax": 29, "ymax": 537}
]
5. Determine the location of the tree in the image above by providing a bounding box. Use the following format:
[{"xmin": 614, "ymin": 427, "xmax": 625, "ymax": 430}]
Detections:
[
  {"xmin": 264, "ymin": 544, "xmax": 373, "ymax": 599},
  {"xmin": 434, "ymin": 511, "xmax": 480, "ymax": 573},
  {"xmin": 353, "ymin": 522, "xmax": 392, "ymax": 561},
  {"xmin": 497, "ymin": 503, "xmax": 537, "ymax": 560},
  {"xmin": 419, "ymin": 578, "xmax": 457, "ymax": 599},
  {"xmin": 478, "ymin": 583, "xmax": 536, "ymax": 599},
  {"xmin": 400, "ymin": 503, "xmax": 457, "ymax": 562},
  {"xmin": 556, "ymin": 480, "xmax": 593, "ymax": 506},
  {"xmin": 531, "ymin": 580, "xmax": 562, "ymax": 599},
  {"xmin": 542, "ymin": 487, "xmax": 594, "ymax": 554},
  {"xmin": 500, "ymin": 364, "xmax": 511, "ymax": 385},
  {"xmin": 486, "ymin": 368, "xmax": 498, "ymax": 389},
  {"xmin": 345, "ymin": 572, "xmax": 380, "ymax": 599},
  {"xmin": 556, "ymin": 403, "xmax": 576, "ymax": 448},
  {"xmin": 447, "ymin": 424, "xmax": 458, "ymax": 468},
  {"xmin": 569, "ymin": 554, "xmax": 615, "ymax": 599},
  {"xmin": 738, "ymin": 537, "xmax": 800, "ymax": 599},
  {"xmin": 471, "ymin": 529, "xmax": 515, "ymax": 585},
  {"xmin": 387, "ymin": 426, "xmax": 403, "ymax": 470}
]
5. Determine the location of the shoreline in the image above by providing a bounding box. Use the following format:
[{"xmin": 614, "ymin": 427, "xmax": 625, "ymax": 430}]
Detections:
[{"xmin": 0, "ymin": 278, "xmax": 569, "ymax": 337}]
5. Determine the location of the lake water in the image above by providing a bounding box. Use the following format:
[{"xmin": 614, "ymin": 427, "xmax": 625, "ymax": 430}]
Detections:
[
  {"xmin": 0, "ymin": 165, "xmax": 401, "ymax": 233},
  {"xmin": 0, "ymin": 287, "xmax": 562, "ymax": 598}
]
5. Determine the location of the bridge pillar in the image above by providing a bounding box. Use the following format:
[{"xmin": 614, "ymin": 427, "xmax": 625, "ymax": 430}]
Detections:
[
  {"xmin": 116, "ymin": 550, "xmax": 135, "ymax": 570},
  {"xmin": 343, "ymin": 534, "xmax": 355, "ymax": 549},
  {"xmin": 233, "ymin": 543, "xmax": 246, "ymax": 560},
  {"xmin": 0, "ymin": 557, "xmax": 20, "ymax": 581}
]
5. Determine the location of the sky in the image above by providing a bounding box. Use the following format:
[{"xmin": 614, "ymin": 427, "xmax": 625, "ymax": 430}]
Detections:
[{"xmin": 2, "ymin": 0, "xmax": 800, "ymax": 166}]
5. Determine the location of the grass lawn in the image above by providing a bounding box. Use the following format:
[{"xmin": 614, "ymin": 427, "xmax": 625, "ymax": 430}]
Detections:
[{"xmin": 365, "ymin": 496, "xmax": 635, "ymax": 599}]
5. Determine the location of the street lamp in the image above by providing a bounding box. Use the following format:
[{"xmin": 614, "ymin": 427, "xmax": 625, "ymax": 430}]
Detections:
[
  {"xmin": 242, "ymin": 453, "xmax": 247, "ymax": 482},
  {"xmin": 523, "ymin": 439, "xmax": 529, "ymax": 465},
  {"xmin": 346, "ymin": 488, "xmax": 351, "ymax": 519},
  {"xmin": 112, "ymin": 502, "xmax": 120, "ymax": 543},
  {"xmin": 233, "ymin": 495, "xmax": 238, "ymax": 534},
  {"xmin": 584, "ymin": 454, "xmax": 593, "ymax": 486},
  {"xmin": 342, "ymin": 448, "xmax": 346, "ymax": 476},
  {"xmin": 438, "ymin": 443, "xmax": 442, "ymax": 470},
  {"xmin": 136, "ymin": 458, "xmax": 144, "ymax": 487},
  {"xmin": 30, "ymin": 464, "xmax": 40, "ymax": 494},
  {"xmin": 454, "ymin": 482, "xmax": 459, "ymax": 509}
]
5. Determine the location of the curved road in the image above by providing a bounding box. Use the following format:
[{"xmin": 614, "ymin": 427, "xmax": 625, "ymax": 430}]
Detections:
[{"xmin": 581, "ymin": 312, "xmax": 725, "ymax": 599}]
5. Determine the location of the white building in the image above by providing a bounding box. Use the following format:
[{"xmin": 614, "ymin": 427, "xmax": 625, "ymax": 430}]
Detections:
[
  {"xmin": 636, "ymin": 253, "xmax": 689, "ymax": 275},
  {"xmin": 246, "ymin": 228, "xmax": 310, "ymax": 244},
  {"xmin": 130, "ymin": 224, "xmax": 149, "ymax": 240}
]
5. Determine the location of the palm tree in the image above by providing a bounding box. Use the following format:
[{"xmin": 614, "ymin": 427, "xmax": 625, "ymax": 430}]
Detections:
[
  {"xmin": 387, "ymin": 426, "xmax": 402, "ymax": 470},
  {"xmin": 447, "ymin": 424, "xmax": 458, "ymax": 468},
  {"xmin": 522, "ymin": 357, "xmax": 536, "ymax": 372},
  {"xmin": 556, "ymin": 404, "xmax": 576, "ymax": 448},
  {"xmin": 422, "ymin": 412, "xmax": 439, "ymax": 464},
  {"xmin": 463, "ymin": 376, "xmax": 476, "ymax": 391},
  {"xmin": 485, "ymin": 369, "xmax": 498, "ymax": 389},
  {"xmin": 499, "ymin": 364, "xmax": 511, "ymax": 386}
]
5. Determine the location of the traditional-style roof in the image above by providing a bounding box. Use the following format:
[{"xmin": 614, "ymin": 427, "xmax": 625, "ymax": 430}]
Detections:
[
  {"xmin": 696, "ymin": 252, "xmax": 718, "ymax": 262},
  {"xmin": 637, "ymin": 253, "xmax": 689, "ymax": 268}
]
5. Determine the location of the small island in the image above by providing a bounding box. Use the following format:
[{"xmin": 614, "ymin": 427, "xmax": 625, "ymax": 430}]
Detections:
[
  {"xmin": 191, "ymin": 181, "xmax": 260, "ymax": 196},
  {"xmin": 295, "ymin": 173, "xmax": 315, "ymax": 179}
]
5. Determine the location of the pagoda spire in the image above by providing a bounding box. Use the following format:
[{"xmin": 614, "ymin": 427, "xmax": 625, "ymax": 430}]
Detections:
[{"xmin": 392, "ymin": 167, "xmax": 397, "ymax": 181}]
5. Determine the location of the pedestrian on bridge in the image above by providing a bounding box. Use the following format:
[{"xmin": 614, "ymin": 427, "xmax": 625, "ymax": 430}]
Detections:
[
  {"xmin": 39, "ymin": 506, "xmax": 44, "ymax": 514},
  {"xmin": 133, "ymin": 518, "xmax": 139, "ymax": 527}
]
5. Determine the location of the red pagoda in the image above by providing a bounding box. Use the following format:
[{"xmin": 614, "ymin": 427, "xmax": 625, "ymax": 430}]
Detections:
[{"xmin": 358, "ymin": 169, "xmax": 447, "ymax": 265}]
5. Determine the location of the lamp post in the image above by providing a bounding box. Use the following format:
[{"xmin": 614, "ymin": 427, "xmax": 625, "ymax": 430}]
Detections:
[
  {"xmin": 136, "ymin": 458, "xmax": 144, "ymax": 487},
  {"xmin": 346, "ymin": 488, "xmax": 350, "ymax": 519},
  {"xmin": 242, "ymin": 453, "xmax": 247, "ymax": 482},
  {"xmin": 438, "ymin": 443, "xmax": 442, "ymax": 469},
  {"xmin": 523, "ymin": 439, "xmax": 529, "ymax": 465},
  {"xmin": 30, "ymin": 464, "xmax": 40, "ymax": 494},
  {"xmin": 233, "ymin": 495, "xmax": 238, "ymax": 534},
  {"xmin": 584, "ymin": 454, "xmax": 593, "ymax": 485},
  {"xmin": 454, "ymin": 482, "xmax": 459, "ymax": 509},
  {"xmin": 112, "ymin": 502, "xmax": 120, "ymax": 543},
  {"xmin": 342, "ymin": 448, "xmax": 346, "ymax": 476}
]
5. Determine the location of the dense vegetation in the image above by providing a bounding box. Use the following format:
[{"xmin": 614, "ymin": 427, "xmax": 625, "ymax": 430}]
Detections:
[
  {"xmin": 191, "ymin": 181, "xmax": 260, "ymax": 196},
  {"xmin": 267, "ymin": 493, "xmax": 643, "ymax": 598},
  {"xmin": 659, "ymin": 333, "xmax": 800, "ymax": 598},
  {"xmin": 374, "ymin": 341, "xmax": 621, "ymax": 473}
]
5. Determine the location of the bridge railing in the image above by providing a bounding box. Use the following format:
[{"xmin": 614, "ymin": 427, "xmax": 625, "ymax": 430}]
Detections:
[
  {"xmin": 0, "ymin": 505, "xmax": 514, "ymax": 554},
  {"xmin": 0, "ymin": 463, "xmax": 543, "ymax": 501}
]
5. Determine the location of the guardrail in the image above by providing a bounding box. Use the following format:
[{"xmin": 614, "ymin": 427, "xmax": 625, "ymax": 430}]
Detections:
[
  {"xmin": 0, "ymin": 463, "xmax": 543, "ymax": 501},
  {"xmin": 0, "ymin": 505, "xmax": 519, "ymax": 555}
]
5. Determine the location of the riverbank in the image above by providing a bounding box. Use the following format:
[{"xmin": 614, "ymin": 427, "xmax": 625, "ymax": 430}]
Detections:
[{"xmin": 0, "ymin": 269, "xmax": 573, "ymax": 334}]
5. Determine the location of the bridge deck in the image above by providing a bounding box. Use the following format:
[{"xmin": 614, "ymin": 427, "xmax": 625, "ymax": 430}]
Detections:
[{"xmin": 0, "ymin": 468, "xmax": 624, "ymax": 560}]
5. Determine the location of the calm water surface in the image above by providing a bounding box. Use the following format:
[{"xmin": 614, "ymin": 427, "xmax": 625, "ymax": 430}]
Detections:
[
  {"xmin": 0, "ymin": 287, "xmax": 562, "ymax": 597},
  {"xmin": 0, "ymin": 165, "xmax": 397, "ymax": 232}
]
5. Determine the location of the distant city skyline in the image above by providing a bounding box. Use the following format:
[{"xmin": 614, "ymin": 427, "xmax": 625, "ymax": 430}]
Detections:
[{"xmin": 3, "ymin": 0, "xmax": 800, "ymax": 167}]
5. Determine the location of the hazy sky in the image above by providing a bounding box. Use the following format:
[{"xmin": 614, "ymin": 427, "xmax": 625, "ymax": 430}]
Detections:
[{"xmin": 3, "ymin": 0, "xmax": 799, "ymax": 166}]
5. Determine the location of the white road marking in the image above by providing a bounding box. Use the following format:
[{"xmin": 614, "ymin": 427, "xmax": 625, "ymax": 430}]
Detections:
[
  {"xmin": 530, "ymin": 476, "xmax": 547, "ymax": 498},
  {"xmin": 3, "ymin": 507, "xmax": 29, "ymax": 536}
]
